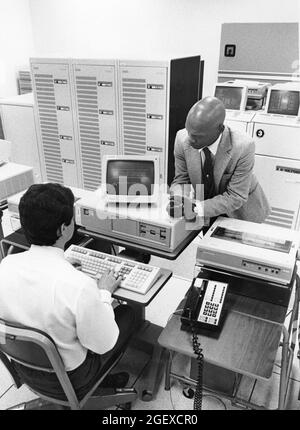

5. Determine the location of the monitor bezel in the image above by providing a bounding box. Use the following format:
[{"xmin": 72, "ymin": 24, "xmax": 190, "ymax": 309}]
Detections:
[
  {"xmin": 265, "ymin": 86, "xmax": 300, "ymax": 117},
  {"xmin": 102, "ymin": 155, "xmax": 160, "ymax": 204},
  {"xmin": 214, "ymin": 82, "xmax": 248, "ymax": 111}
]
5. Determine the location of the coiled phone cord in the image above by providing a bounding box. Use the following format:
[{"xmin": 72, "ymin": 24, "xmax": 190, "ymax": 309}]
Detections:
[{"xmin": 189, "ymin": 311, "xmax": 204, "ymax": 410}]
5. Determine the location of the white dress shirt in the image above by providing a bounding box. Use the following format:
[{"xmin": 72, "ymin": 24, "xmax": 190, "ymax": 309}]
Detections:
[
  {"xmin": 198, "ymin": 133, "xmax": 222, "ymax": 160},
  {"xmin": 0, "ymin": 245, "xmax": 119, "ymax": 371}
]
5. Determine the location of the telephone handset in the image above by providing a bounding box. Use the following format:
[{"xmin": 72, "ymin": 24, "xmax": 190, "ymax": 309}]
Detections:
[
  {"xmin": 180, "ymin": 277, "xmax": 228, "ymax": 410},
  {"xmin": 181, "ymin": 277, "xmax": 228, "ymax": 332}
]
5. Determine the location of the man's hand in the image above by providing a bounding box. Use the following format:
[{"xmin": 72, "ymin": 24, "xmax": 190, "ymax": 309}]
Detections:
[
  {"xmin": 166, "ymin": 195, "xmax": 197, "ymax": 221},
  {"xmin": 66, "ymin": 257, "xmax": 82, "ymax": 271},
  {"xmin": 166, "ymin": 195, "xmax": 184, "ymax": 218},
  {"xmin": 96, "ymin": 269, "xmax": 122, "ymax": 294}
]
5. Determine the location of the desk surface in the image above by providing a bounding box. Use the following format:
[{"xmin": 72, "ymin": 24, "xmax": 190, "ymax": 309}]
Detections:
[
  {"xmin": 113, "ymin": 268, "xmax": 172, "ymax": 306},
  {"xmin": 0, "ymin": 229, "xmax": 173, "ymax": 307},
  {"xmin": 77, "ymin": 227, "xmax": 200, "ymax": 260},
  {"xmin": 158, "ymin": 292, "xmax": 287, "ymax": 381}
]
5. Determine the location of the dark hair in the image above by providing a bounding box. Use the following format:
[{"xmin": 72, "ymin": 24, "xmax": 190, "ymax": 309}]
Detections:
[{"xmin": 19, "ymin": 183, "xmax": 75, "ymax": 246}]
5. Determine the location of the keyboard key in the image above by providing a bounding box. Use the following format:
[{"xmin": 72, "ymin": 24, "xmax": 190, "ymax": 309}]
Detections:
[{"xmin": 65, "ymin": 245, "xmax": 161, "ymax": 295}]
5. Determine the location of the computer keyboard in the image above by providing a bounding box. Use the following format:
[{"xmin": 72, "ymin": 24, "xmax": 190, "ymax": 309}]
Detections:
[{"xmin": 65, "ymin": 244, "xmax": 161, "ymax": 295}]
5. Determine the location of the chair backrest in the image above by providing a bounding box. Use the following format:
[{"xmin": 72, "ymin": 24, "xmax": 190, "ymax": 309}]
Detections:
[
  {"xmin": 0, "ymin": 319, "xmax": 79, "ymax": 409},
  {"xmin": 0, "ymin": 139, "xmax": 11, "ymax": 162}
]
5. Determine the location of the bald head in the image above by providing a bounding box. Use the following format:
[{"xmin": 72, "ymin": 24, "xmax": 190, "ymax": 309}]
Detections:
[{"xmin": 185, "ymin": 97, "xmax": 225, "ymax": 149}]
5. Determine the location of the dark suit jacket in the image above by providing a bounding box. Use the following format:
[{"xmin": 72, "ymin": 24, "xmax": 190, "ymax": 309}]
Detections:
[{"xmin": 170, "ymin": 126, "xmax": 270, "ymax": 223}]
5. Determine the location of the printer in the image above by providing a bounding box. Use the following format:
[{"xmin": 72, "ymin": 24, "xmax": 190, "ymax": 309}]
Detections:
[
  {"xmin": 75, "ymin": 188, "xmax": 202, "ymax": 253},
  {"xmin": 226, "ymin": 79, "xmax": 271, "ymax": 110},
  {"xmin": 196, "ymin": 217, "xmax": 300, "ymax": 286}
]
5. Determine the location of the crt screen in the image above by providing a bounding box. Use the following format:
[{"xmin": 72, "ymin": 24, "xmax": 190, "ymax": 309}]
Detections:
[
  {"xmin": 106, "ymin": 160, "xmax": 154, "ymax": 195},
  {"xmin": 267, "ymin": 90, "xmax": 300, "ymax": 115},
  {"xmin": 214, "ymin": 86, "xmax": 243, "ymax": 110}
]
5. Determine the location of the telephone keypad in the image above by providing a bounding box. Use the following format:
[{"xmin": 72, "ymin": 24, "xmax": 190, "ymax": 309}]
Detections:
[{"xmin": 197, "ymin": 280, "xmax": 228, "ymax": 326}]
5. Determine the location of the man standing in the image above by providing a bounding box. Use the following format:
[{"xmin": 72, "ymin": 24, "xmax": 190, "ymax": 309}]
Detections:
[{"xmin": 169, "ymin": 96, "xmax": 270, "ymax": 223}]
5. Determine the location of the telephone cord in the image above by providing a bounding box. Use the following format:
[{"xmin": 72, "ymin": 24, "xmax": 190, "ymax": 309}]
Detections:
[{"xmin": 191, "ymin": 321, "xmax": 204, "ymax": 410}]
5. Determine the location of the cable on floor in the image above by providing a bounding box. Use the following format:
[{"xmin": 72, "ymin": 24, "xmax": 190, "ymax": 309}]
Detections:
[
  {"xmin": 202, "ymin": 393, "xmax": 227, "ymax": 410},
  {"xmin": 169, "ymin": 382, "xmax": 227, "ymax": 410},
  {"xmin": 167, "ymin": 353, "xmax": 227, "ymax": 411}
]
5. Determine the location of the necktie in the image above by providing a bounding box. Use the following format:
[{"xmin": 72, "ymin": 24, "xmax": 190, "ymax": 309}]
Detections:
[{"xmin": 202, "ymin": 147, "xmax": 215, "ymax": 200}]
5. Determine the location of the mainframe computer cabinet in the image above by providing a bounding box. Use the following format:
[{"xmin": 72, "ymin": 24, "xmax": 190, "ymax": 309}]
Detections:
[
  {"xmin": 30, "ymin": 58, "xmax": 81, "ymax": 187},
  {"xmin": 0, "ymin": 93, "xmax": 42, "ymax": 182},
  {"xmin": 71, "ymin": 59, "xmax": 119, "ymax": 190},
  {"xmin": 252, "ymin": 114, "xmax": 300, "ymax": 230},
  {"xmin": 117, "ymin": 56, "xmax": 203, "ymax": 185},
  {"xmin": 31, "ymin": 56, "xmax": 204, "ymax": 190}
]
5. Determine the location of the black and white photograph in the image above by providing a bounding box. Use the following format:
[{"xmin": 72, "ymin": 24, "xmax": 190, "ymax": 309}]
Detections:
[{"xmin": 0, "ymin": 0, "xmax": 299, "ymax": 415}]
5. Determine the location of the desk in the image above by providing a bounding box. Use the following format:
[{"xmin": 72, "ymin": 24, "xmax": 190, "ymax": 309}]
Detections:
[
  {"xmin": 0, "ymin": 228, "xmax": 99, "ymax": 259},
  {"xmin": 115, "ymin": 268, "xmax": 172, "ymax": 401},
  {"xmin": 77, "ymin": 227, "xmax": 200, "ymax": 260},
  {"xmin": 158, "ymin": 267, "xmax": 299, "ymax": 410},
  {"xmin": 0, "ymin": 228, "xmax": 171, "ymax": 311}
]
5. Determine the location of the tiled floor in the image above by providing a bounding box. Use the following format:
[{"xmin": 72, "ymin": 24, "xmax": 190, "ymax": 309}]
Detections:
[
  {"xmin": 0, "ymin": 211, "xmax": 300, "ymax": 410},
  {"xmin": 1, "ymin": 339, "xmax": 299, "ymax": 410}
]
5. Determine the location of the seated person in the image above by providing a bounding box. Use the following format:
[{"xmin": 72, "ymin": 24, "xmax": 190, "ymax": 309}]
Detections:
[
  {"xmin": 168, "ymin": 97, "xmax": 270, "ymax": 224},
  {"xmin": 0, "ymin": 183, "xmax": 136, "ymax": 400}
]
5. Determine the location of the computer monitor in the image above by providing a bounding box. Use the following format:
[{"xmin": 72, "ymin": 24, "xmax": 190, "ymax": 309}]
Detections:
[
  {"xmin": 214, "ymin": 82, "xmax": 247, "ymax": 111},
  {"xmin": 265, "ymin": 84, "xmax": 300, "ymax": 116},
  {"xmin": 102, "ymin": 155, "xmax": 160, "ymax": 204}
]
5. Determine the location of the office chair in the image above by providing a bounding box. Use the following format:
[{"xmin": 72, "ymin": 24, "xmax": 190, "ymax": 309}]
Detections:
[{"xmin": 0, "ymin": 319, "xmax": 137, "ymax": 410}]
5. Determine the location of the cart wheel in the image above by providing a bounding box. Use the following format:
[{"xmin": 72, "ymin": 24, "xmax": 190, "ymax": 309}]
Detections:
[
  {"xmin": 183, "ymin": 387, "xmax": 195, "ymax": 399},
  {"xmin": 142, "ymin": 390, "xmax": 153, "ymax": 401}
]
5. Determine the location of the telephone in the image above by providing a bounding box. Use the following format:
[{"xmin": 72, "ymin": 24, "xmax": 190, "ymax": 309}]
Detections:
[
  {"xmin": 180, "ymin": 276, "xmax": 228, "ymax": 410},
  {"xmin": 181, "ymin": 277, "xmax": 228, "ymax": 333}
]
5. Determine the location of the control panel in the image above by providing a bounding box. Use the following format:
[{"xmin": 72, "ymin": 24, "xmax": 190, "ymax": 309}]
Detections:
[
  {"xmin": 139, "ymin": 222, "xmax": 170, "ymax": 245},
  {"xmin": 242, "ymin": 260, "xmax": 282, "ymax": 276}
]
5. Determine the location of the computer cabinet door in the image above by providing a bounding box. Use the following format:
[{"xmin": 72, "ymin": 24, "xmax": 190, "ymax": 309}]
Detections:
[
  {"xmin": 72, "ymin": 60, "xmax": 119, "ymax": 190},
  {"xmin": 31, "ymin": 60, "xmax": 80, "ymax": 187},
  {"xmin": 225, "ymin": 119, "xmax": 249, "ymax": 134},
  {"xmin": 254, "ymin": 154, "xmax": 300, "ymax": 229},
  {"xmin": 118, "ymin": 63, "xmax": 168, "ymax": 184},
  {"xmin": 0, "ymin": 100, "xmax": 42, "ymax": 182},
  {"xmin": 253, "ymin": 122, "xmax": 300, "ymax": 160}
]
